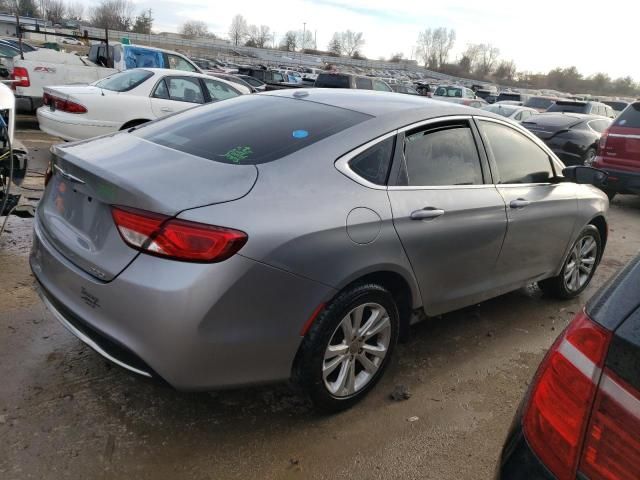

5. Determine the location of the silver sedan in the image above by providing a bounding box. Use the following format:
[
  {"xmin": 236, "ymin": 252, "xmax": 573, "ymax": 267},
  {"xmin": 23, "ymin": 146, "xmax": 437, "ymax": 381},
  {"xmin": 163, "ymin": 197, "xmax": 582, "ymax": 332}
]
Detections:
[{"xmin": 31, "ymin": 89, "xmax": 608, "ymax": 411}]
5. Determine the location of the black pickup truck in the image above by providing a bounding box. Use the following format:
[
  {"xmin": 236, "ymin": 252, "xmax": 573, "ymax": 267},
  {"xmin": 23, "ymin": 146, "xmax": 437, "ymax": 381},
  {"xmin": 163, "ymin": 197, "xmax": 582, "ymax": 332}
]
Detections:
[{"xmin": 237, "ymin": 68, "xmax": 304, "ymax": 91}]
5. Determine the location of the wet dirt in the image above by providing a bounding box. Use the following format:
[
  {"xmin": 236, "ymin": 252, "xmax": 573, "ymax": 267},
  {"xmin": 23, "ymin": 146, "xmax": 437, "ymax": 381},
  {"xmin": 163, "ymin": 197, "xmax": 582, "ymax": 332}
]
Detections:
[{"xmin": 1, "ymin": 129, "xmax": 640, "ymax": 479}]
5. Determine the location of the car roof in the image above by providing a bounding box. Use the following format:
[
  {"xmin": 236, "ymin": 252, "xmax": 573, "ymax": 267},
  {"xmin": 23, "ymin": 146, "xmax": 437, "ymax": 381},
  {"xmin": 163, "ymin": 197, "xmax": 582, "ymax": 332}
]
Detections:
[
  {"xmin": 129, "ymin": 68, "xmax": 250, "ymax": 92},
  {"xmin": 262, "ymin": 88, "xmax": 493, "ymax": 119}
]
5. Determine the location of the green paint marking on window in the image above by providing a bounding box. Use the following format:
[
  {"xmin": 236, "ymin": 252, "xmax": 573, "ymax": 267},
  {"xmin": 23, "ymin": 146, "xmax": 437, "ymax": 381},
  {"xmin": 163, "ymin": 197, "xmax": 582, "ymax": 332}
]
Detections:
[{"xmin": 224, "ymin": 146, "xmax": 253, "ymax": 163}]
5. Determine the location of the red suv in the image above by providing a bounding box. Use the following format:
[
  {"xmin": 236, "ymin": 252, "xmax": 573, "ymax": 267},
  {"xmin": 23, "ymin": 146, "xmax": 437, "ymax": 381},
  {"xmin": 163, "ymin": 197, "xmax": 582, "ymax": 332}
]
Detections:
[{"xmin": 593, "ymin": 102, "xmax": 640, "ymax": 199}]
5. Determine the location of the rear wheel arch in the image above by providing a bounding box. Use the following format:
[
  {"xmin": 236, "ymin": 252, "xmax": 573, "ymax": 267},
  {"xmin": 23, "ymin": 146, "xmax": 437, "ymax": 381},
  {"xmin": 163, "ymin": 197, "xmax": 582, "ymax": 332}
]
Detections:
[
  {"xmin": 589, "ymin": 215, "xmax": 608, "ymax": 254},
  {"xmin": 327, "ymin": 270, "xmax": 418, "ymax": 341},
  {"xmin": 120, "ymin": 119, "xmax": 151, "ymax": 130}
]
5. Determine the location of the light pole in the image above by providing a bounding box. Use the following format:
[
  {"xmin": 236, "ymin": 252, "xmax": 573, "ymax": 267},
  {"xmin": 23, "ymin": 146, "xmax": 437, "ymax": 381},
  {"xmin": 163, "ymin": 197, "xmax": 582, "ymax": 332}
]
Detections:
[{"xmin": 302, "ymin": 22, "xmax": 306, "ymax": 51}]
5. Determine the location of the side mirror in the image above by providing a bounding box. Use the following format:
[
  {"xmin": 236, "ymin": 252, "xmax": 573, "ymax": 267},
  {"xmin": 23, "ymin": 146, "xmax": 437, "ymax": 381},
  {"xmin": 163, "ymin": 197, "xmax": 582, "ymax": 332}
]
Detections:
[{"xmin": 562, "ymin": 166, "xmax": 608, "ymax": 187}]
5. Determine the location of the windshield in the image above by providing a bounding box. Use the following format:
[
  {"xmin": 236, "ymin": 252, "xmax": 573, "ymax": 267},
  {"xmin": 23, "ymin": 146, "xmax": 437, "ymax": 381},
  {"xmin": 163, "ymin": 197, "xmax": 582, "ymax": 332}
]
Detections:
[
  {"xmin": 482, "ymin": 105, "xmax": 518, "ymax": 117},
  {"xmin": 435, "ymin": 87, "xmax": 462, "ymax": 97},
  {"xmin": 526, "ymin": 97, "xmax": 555, "ymax": 109},
  {"xmin": 94, "ymin": 69, "xmax": 154, "ymax": 92},
  {"xmin": 135, "ymin": 95, "xmax": 372, "ymax": 164}
]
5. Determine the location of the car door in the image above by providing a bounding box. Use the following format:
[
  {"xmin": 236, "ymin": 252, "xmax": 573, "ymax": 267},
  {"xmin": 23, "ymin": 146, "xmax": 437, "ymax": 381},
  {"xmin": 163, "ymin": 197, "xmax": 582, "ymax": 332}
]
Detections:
[
  {"xmin": 387, "ymin": 118, "xmax": 508, "ymax": 316},
  {"xmin": 475, "ymin": 118, "xmax": 578, "ymax": 287},
  {"xmin": 150, "ymin": 76, "xmax": 205, "ymax": 118}
]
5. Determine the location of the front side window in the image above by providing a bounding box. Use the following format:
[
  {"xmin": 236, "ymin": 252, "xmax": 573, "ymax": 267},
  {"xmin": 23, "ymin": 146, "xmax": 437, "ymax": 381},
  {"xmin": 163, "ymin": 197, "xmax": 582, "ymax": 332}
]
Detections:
[
  {"xmin": 167, "ymin": 54, "xmax": 197, "ymax": 72},
  {"xmin": 203, "ymin": 79, "xmax": 240, "ymax": 101},
  {"xmin": 403, "ymin": 125, "xmax": 483, "ymax": 186},
  {"xmin": 373, "ymin": 80, "xmax": 392, "ymax": 92},
  {"xmin": 348, "ymin": 137, "xmax": 395, "ymax": 185},
  {"xmin": 355, "ymin": 77, "xmax": 373, "ymax": 90},
  {"xmin": 479, "ymin": 121, "xmax": 554, "ymax": 184},
  {"xmin": 163, "ymin": 77, "xmax": 204, "ymax": 103},
  {"xmin": 95, "ymin": 69, "xmax": 153, "ymax": 92},
  {"xmin": 272, "ymin": 72, "xmax": 285, "ymax": 83}
]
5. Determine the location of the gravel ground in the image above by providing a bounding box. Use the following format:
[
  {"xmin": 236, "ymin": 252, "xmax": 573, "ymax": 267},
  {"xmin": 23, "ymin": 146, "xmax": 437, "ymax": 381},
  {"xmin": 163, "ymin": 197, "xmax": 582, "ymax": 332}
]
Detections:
[{"xmin": 1, "ymin": 123, "xmax": 639, "ymax": 479}]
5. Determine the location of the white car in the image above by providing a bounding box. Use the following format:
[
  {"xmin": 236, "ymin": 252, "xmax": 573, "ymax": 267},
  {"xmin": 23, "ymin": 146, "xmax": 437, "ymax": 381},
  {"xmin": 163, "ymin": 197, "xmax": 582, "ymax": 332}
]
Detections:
[
  {"xmin": 61, "ymin": 37, "xmax": 83, "ymax": 46},
  {"xmin": 37, "ymin": 68, "xmax": 250, "ymax": 141},
  {"xmin": 481, "ymin": 104, "xmax": 538, "ymax": 123}
]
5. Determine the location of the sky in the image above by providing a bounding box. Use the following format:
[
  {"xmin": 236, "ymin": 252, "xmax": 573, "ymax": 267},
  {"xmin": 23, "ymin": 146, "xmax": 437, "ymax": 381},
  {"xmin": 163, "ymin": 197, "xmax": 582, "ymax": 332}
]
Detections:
[{"xmin": 87, "ymin": 0, "xmax": 639, "ymax": 80}]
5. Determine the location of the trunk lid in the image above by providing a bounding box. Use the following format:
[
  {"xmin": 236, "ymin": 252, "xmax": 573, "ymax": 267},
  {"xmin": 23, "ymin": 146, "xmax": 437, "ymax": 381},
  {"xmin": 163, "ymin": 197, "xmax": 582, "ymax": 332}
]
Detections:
[
  {"xmin": 44, "ymin": 85, "xmax": 114, "ymax": 99},
  {"xmin": 522, "ymin": 114, "xmax": 583, "ymax": 140},
  {"xmin": 38, "ymin": 133, "xmax": 257, "ymax": 281}
]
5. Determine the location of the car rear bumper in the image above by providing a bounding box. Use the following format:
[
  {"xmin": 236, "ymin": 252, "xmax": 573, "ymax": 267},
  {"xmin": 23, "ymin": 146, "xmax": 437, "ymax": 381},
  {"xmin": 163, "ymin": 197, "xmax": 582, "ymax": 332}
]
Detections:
[
  {"xmin": 30, "ymin": 216, "xmax": 335, "ymax": 390},
  {"xmin": 596, "ymin": 162, "xmax": 640, "ymax": 194},
  {"xmin": 496, "ymin": 419, "xmax": 556, "ymax": 479},
  {"xmin": 37, "ymin": 106, "xmax": 119, "ymax": 142}
]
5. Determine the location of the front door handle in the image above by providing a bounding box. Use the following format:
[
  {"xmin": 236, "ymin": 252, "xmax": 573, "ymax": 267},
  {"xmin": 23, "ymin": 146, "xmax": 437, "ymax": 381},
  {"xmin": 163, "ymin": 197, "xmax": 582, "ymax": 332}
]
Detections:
[
  {"xmin": 160, "ymin": 107, "xmax": 173, "ymax": 113},
  {"xmin": 510, "ymin": 198, "xmax": 531, "ymax": 209},
  {"xmin": 410, "ymin": 208, "xmax": 445, "ymax": 220}
]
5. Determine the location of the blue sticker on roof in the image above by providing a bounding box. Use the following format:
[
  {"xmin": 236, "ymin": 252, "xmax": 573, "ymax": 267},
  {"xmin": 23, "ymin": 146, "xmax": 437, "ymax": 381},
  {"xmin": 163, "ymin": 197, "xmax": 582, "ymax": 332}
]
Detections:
[{"xmin": 292, "ymin": 129, "xmax": 309, "ymax": 139}]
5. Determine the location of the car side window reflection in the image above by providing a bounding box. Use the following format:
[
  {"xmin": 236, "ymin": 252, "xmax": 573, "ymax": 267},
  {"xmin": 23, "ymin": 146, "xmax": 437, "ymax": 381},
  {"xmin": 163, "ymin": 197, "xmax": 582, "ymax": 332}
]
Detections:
[
  {"xmin": 403, "ymin": 125, "xmax": 483, "ymax": 186},
  {"xmin": 479, "ymin": 121, "xmax": 554, "ymax": 184}
]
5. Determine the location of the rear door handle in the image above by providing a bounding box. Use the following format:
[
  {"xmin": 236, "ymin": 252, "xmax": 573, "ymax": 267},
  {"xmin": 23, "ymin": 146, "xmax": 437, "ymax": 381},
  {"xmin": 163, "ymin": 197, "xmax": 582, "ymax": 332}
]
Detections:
[
  {"xmin": 410, "ymin": 208, "xmax": 445, "ymax": 220},
  {"xmin": 160, "ymin": 107, "xmax": 173, "ymax": 113},
  {"xmin": 510, "ymin": 198, "xmax": 531, "ymax": 209}
]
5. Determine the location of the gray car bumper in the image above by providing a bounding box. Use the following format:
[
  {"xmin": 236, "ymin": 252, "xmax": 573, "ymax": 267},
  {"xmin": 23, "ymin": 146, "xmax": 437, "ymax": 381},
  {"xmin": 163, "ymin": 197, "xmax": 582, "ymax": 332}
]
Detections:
[{"xmin": 30, "ymin": 218, "xmax": 335, "ymax": 390}]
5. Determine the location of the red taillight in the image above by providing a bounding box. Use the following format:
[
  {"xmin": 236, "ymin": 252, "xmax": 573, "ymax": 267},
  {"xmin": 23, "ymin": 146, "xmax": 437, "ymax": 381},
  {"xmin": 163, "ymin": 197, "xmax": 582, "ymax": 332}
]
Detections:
[
  {"xmin": 11, "ymin": 67, "xmax": 30, "ymax": 88},
  {"xmin": 579, "ymin": 369, "xmax": 640, "ymax": 480},
  {"xmin": 523, "ymin": 311, "xmax": 612, "ymax": 480},
  {"xmin": 598, "ymin": 129, "xmax": 610, "ymax": 156},
  {"xmin": 46, "ymin": 94, "xmax": 87, "ymax": 114},
  {"xmin": 111, "ymin": 206, "xmax": 247, "ymax": 263}
]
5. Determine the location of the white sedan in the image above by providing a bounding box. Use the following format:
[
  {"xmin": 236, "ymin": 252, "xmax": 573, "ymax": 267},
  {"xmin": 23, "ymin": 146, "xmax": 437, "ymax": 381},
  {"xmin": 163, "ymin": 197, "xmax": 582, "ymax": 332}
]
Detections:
[
  {"xmin": 37, "ymin": 68, "xmax": 250, "ymax": 141},
  {"xmin": 481, "ymin": 104, "xmax": 538, "ymax": 122}
]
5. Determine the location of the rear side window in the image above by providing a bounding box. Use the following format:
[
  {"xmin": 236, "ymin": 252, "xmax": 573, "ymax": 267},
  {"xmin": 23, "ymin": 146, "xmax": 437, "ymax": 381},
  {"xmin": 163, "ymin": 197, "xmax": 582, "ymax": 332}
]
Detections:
[
  {"xmin": 479, "ymin": 121, "xmax": 554, "ymax": 184},
  {"xmin": 315, "ymin": 74, "xmax": 350, "ymax": 88},
  {"xmin": 589, "ymin": 119, "xmax": 611, "ymax": 133},
  {"xmin": 95, "ymin": 69, "xmax": 153, "ymax": 92},
  {"xmin": 614, "ymin": 103, "xmax": 640, "ymax": 128},
  {"xmin": 164, "ymin": 77, "xmax": 204, "ymax": 103},
  {"xmin": 373, "ymin": 80, "xmax": 392, "ymax": 92},
  {"xmin": 135, "ymin": 95, "xmax": 371, "ymax": 164},
  {"xmin": 403, "ymin": 125, "xmax": 483, "ymax": 186},
  {"xmin": 355, "ymin": 77, "xmax": 372, "ymax": 90},
  {"xmin": 202, "ymin": 79, "xmax": 240, "ymax": 101},
  {"xmin": 349, "ymin": 137, "xmax": 395, "ymax": 185}
]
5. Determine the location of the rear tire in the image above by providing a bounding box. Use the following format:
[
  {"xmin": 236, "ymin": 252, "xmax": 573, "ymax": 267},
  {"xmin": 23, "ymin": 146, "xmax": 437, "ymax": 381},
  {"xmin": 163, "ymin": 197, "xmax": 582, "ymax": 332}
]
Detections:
[
  {"xmin": 583, "ymin": 147, "xmax": 597, "ymax": 166},
  {"xmin": 293, "ymin": 283, "xmax": 399, "ymax": 412},
  {"xmin": 539, "ymin": 225, "xmax": 602, "ymax": 299}
]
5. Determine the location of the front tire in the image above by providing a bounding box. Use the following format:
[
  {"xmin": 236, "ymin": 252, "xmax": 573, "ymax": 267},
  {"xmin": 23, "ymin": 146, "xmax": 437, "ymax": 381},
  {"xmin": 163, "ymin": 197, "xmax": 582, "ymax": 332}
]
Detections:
[
  {"xmin": 294, "ymin": 283, "xmax": 399, "ymax": 412},
  {"xmin": 539, "ymin": 225, "xmax": 602, "ymax": 299}
]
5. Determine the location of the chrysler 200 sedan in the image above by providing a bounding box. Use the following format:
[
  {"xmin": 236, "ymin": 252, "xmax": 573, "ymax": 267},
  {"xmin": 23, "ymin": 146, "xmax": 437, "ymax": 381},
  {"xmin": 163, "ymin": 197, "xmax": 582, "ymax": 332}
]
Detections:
[{"xmin": 31, "ymin": 89, "xmax": 608, "ymax": 411}]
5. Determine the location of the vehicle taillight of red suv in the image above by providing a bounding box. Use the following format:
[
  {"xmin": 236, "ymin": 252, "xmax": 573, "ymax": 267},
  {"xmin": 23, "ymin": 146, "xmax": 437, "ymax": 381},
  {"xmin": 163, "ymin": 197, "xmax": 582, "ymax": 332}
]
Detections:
[{"xmin": 593, "ymin": 102, "xmax": 640, "ymax": 200}]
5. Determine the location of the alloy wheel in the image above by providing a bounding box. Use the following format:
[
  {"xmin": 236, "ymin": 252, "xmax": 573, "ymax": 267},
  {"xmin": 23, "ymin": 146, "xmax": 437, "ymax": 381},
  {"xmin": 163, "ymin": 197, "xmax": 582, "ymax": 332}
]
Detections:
[
  {"xmin": 563, "ymin": 235, "xmax": 598, "ymax": 292},
  {"xmin": 322, "ymin": 303, "xmax": 391, "ymax": 398}
]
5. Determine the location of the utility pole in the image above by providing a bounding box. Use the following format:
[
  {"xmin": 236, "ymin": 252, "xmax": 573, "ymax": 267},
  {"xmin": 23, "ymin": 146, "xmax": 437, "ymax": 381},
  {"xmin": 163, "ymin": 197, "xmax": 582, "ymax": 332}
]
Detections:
[
  {"xmin": 314, "ymin": 30, "xmax": 317, "ymax": 50},
  {"xmin": 302, "ymin": 22, "xmax": 306, "ymax": 51}
]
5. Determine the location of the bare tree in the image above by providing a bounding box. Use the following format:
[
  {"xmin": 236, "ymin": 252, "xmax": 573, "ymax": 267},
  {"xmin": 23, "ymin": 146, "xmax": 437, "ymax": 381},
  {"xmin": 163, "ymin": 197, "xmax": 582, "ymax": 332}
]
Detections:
[
  {"xmin": 90, "ymin": 0, "xmax": 135, "ymax": 30},
  {"xmin": 432, "ymin": 27, "xmax": 455, "ymax": 69},
  {"xmin": 43, "ymin": 0, "xmax": 65, "ymax": 24},
  {"xmin": 340, "ymin": 30, "xmax": 364, "ymax": 57},
  {"xmin": 389, "ymin": 52, "xmax": 404, "ymax": 63},
  {"xmin": 246, "ymin": 24, "xmax": 270, "ymax": 48},
  {"xmin": 494, "ymin": 60, "xmax": 516, "ymax": 82},
  {"xmin": 298, "ymin": 29, "xmax": 314, "ymax": 50},
  {"xmin": 279, "ymin": 30, "xmax": 297, "ymax": 51},
  {"xmin": 327, "ymin": 32, "xmax": 342, "ymax": 56},
  {"xmin": 66, "ymin": 1, "xmax": 85, "ymax": 21},
  {"xmin": 416, "ymin": 29, "xmax": 436, "ymax": 68},
  {"xmin": 228, "ymin": 14, "xmax": 248, "ymax": 46},
  {"xmin": 180, "ymin": 20, "xmax": 208, "ymax": 38},
  {"xmin": 477, "ymin": 43, "xmax": 500, "ymax": 77},
  {"xmin": 7, "ymin": 0, "xmax": 40, "ymax": 16}
]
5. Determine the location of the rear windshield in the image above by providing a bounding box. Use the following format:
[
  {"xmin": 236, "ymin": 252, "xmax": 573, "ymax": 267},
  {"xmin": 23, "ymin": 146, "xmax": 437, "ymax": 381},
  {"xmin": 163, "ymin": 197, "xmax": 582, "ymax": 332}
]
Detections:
[
  {"xmin": 604, "ymin": 101, "xmax": 629, "ymax": 112},
  {"xmin": 526, "ymin": 97, "xmax": 555, "ymax": 109},
  {"xmin": 94, "ymin": 69, "xmax": 153, "ymax": 91},
  {"xmin": 135, "ymin": 95, "xmax": 371, "ymax": 164},
  {"xmin": 547, "ymin": 102, "xmax": 588, "ymax": 113},
  {"xmin": 315, "ymin": 74, "xmax": 350, "ymax": 88},
  {"xmin": 497, "ymin": 93, "xmax": 521, "ymax": 102},
  {"xmin": 614, "ymin": 103, "xmax": 640, "ymax": 128},
  {"xmin": 482, "ymin": 105, "xmax": 518, "ymax": 117}
]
